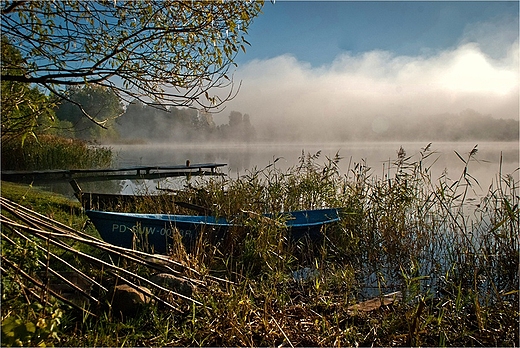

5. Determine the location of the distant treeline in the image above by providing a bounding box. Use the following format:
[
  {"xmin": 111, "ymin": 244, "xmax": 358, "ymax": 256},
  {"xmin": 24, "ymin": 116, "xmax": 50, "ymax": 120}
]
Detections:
[
  {"xmin": 115, "ymin": 102, "xmax": 256, "ymax": 143},
  {"xmin": 115, "ymin": 107, "xmax": 518, "ymax": 143},
  {"xmin": 257, "ymin": 109, "xmax": 519, "ymax": 142},
  {"xmin": 371, "ymin": 110, "xmax": 519, "ymax": 142},
  {"xmin": 50, "ymin": 88, "xmax": 516, "ymax": 143},
  {"xmin": 46, "ymin": 86, "xmax": 256, "ymax": 143}
]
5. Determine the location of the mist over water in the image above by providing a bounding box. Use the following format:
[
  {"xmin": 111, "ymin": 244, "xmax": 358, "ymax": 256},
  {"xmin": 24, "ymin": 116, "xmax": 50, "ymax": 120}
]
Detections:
[
  {"xmin": 110, "ymin": 141, "xmax": 519, "ymax": 197},
  {"xmin": 207, "ymin": 13, "xmax": 519, "ymax": 143},
  {"xmin": 216, "ymin": 16, "xmax": 519, "ymax": 140}
]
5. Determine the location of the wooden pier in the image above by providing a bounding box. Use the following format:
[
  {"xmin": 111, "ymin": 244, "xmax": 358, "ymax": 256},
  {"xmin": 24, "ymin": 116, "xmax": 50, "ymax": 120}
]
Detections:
[{"xmin": 1, "ymin": 163, "xmax": 227, "ymax": 183}]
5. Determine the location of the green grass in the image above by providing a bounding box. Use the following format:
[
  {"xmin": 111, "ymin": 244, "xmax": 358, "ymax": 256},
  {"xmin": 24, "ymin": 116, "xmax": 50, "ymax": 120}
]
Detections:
[
  {"xmin": 1, "ymin": 181, "xmax": 83, "ymax": 224},
  {"xmin": 1, "ymin": 145, "xmax": 518, "ymax": 347},
  {"xmin": 1, "ymin": 134, "xmax": 113, "ymax": 171}
]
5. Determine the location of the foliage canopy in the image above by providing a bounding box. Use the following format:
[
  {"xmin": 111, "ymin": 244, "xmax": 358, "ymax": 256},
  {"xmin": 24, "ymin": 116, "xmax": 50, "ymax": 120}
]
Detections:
[
  {"xmin": 0, "ymin": 36, "xmax": 56, "ymax": 142},
  {"xmin": 1, "ymin": 0, "xmax": 264, "ymax": 126},
  {"xmin": 55, "ymin": 85, "xmax": 123, "ymax": 140}
]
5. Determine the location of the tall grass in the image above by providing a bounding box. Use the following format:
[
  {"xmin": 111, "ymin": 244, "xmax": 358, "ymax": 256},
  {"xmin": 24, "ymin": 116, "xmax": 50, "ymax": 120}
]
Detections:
[
  {"xmin": 1, "ymin": 134, "xmax": 113, "ymax": 171},
  {"xmin": 1, "ymin": 144, "xmax": 518, "ymax": 346},
  {"xmin": 164, "ymin": 144, "xmax": 518, "ymax": 346}
]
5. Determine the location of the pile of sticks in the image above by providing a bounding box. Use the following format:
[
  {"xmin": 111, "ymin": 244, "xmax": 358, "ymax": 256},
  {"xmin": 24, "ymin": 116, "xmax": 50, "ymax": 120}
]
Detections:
[{"xmin": 0, "ymin": 197, "xmax": 223, "ymax": 316}]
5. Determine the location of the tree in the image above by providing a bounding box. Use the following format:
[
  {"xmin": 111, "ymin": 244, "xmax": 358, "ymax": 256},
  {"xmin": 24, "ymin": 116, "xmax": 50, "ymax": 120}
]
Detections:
[
  {"xmin": 0, "ymin": 36, "xmax": 56, "ymax": 142},
  {"xmin": 1, "ymin": 0, "xmax": 264, "ymax": 127},
  {"xmin": 55, "ymin": 85, "xmax": 124, "ymax": 140},
  {"xmin": 220, "ymin": 110, "xmax": 256, "ymax": 141},
  {"xmin": 229, "ymin": 111, "xmax": 244, "ymax": 128}
]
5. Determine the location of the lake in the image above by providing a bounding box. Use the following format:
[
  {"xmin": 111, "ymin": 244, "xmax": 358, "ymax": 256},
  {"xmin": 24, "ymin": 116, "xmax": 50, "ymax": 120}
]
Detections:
[
  {"xmin": 45, "ymin": 141, "xmax": 519, "ymax": 199},
  {"xmin": 38, "ymin": 140, "xmax": 519, "ymax": 297},
  {"xmin": 112, "ymin": 141, "xmax": 518, "ymax": 193}
]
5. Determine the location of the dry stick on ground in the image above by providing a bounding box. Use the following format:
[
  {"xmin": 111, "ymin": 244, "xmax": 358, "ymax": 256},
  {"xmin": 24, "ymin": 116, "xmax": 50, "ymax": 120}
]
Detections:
[
  {"xmin": 0, "ymin": 215, "xmax": 204, "ymax": 308},
  {"xmin": 0, "ymin": 216, "xmax": 108, "ymax": 289},
  {"xmin": 0, "ymin": 197, "xmax": 245, "ymax": 318},
  {"xmin": 4, "ymin": 218, "xmax": 203, "ymax": 303},
  {"xmin": 1, "ymin": 211, "xmax": 204, "ymax": 289},
  {"xmin": 2, "ymin": 197, "xmax": 210, "ymax": 277},
  {"xmin": 0, "ymin": 216, "xmax": 109, "ymax": 291},
  {"xmin": 272, "ymin": 316, "xmax": 295, "ymax": 348},
  {"xmin": 0, "ymin": 256, "xmax": 97, "ymax": 317},
  {"xmin": 1, "ymin": 200, "xmax": 190, "ymax": 276},
  {"xmin": 1, "ymin": 221, "xmax": 193, "ymax": 313},
  {"xmin": 1, "ymin": 197, "xmax": 234, "ymax": 285},
  {"xmin": 1, "ymin": 230, "xmax": 101, "ymax": 304}
]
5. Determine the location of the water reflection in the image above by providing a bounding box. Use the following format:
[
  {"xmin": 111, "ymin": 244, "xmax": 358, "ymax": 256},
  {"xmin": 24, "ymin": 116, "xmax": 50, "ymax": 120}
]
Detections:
[
  {"xmin": 33, "ymin": 142, "xmax": 518, "ymax": 199},
  {"xmin": 111, "ymin": 141, "xmax": 519, "ymax": 195}
]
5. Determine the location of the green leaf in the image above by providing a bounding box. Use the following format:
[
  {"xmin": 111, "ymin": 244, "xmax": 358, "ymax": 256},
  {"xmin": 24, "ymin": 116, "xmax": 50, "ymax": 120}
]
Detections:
[{"xmin": 25, "ymin": 322, "xmax": 36, "ymax": 334}]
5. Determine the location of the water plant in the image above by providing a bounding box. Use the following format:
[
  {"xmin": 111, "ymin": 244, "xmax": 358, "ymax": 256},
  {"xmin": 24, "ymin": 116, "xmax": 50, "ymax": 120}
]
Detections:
[
  {"xmin": 1, "ymin": 144, "xmax": 518, "ymax": 346},
  {"xmin": 1, "ymin": 134, "xmax": 113, "ymax": 171}
]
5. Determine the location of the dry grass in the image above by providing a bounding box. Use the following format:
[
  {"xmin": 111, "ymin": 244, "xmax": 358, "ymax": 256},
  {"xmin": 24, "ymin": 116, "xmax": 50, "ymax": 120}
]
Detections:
[{"xmin": 1, "ymin": 144, "xmax": 518, "ymax": 346}]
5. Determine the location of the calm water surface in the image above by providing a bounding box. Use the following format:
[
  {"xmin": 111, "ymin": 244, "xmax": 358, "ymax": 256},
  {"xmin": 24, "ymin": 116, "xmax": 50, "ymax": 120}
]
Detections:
[
  {"xmin": 109, "ymin": 141, "xmax": 518, "ymax": 195},
  {"xmin": 43, "ymin": 141, "xmax": 518, "ymax": 198}
]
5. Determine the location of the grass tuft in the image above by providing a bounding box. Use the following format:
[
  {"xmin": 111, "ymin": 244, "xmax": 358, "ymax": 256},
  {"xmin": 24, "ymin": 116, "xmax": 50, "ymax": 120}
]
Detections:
[{"xmin": 1, "ymin": 144, "xmax": 518, "ymax": 346}]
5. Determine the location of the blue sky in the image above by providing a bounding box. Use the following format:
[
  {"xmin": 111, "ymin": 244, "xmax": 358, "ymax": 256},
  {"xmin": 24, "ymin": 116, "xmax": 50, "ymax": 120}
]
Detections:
[
  {"xmin": 218, "ymin": 1, "xmax": 519, "ymax": 137},
  {"xmin": 236, "ymin": 1, "xmax": 519, "ymax": 66}
]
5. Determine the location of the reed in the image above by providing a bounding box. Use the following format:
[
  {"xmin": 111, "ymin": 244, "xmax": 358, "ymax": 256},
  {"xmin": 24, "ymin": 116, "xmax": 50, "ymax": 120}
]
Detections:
[
  {"xmin": 1, "ymin": 144, "xmax": 518, "ymax": 346},
  {"xmin": 159, "ymin": 145, "xmax": 518, "ymax": 346},
  {"xmin": 1, "ymin": 134, "xmax": 113, "ymax": 171}
]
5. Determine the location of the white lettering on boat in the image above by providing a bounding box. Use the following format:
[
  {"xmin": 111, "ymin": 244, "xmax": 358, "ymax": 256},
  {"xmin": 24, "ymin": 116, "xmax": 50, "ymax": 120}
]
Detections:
[{"xmin": 110, "ymin": 223, "xmax": 192, "ymax": 238}]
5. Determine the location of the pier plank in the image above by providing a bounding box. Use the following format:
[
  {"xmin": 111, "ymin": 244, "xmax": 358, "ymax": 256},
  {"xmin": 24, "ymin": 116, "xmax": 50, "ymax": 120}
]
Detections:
[{"xmin": 1, "ymin": 163, "xmax": 227, "ymax": 183}]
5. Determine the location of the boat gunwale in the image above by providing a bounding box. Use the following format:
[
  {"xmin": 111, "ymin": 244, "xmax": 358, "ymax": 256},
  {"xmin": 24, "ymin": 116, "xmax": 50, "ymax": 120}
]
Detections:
[{"xmin": 86, "ymin": 208, "xmax": 340, "ymax": 227}]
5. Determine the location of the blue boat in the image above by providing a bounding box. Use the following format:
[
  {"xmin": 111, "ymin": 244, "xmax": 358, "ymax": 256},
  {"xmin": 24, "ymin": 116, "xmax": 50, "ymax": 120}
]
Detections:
[{"xmin": 86, "ymin": 209, "xmax": 340, "ymax": 254}]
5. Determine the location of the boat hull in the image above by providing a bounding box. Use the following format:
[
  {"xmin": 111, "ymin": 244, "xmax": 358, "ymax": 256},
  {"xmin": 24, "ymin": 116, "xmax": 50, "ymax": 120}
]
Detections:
[{"xmin": 86, "ymin": 208, "xmax": 340, "ymax": 254}]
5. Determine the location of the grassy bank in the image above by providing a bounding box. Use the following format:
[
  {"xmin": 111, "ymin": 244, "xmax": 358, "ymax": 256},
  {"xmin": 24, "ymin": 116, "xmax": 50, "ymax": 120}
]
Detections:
[{"xmin": 1, "ymin": 145, "xmax": 518, "ymax": 346}]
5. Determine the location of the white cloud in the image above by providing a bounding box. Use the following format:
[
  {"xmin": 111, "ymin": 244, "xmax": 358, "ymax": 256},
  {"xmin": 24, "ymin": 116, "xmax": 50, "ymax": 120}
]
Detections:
[{"xmin": 217, "ymin": 20, "xmax": 519, "ymax": 140}]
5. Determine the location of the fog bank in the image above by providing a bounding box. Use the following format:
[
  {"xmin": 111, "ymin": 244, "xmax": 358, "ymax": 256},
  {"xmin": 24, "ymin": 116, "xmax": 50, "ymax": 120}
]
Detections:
[{"xmin": 218, "ymin": 22, "xmax": 518, "ymax": 141}]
